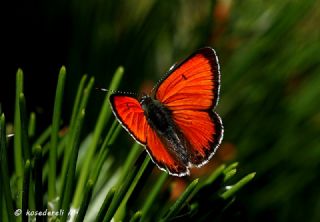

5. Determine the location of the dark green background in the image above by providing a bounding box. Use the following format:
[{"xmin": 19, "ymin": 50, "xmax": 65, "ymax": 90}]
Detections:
[{"xmin": 1, "ymin": 1, "xmax": 320, "ymax": 221}]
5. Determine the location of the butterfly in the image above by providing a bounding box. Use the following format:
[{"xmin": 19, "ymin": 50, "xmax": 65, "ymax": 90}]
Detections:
[{"xmin": 109, "ymin": 47, "xmax": 223, "ymax": 176}]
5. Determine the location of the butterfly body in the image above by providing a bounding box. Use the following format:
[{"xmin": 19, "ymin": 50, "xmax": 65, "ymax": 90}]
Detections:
[
  {"xmin": 110, "ymin": 47, "xmax": 223, "ymax": 176},
  {"xmin": 141, "ymin": 95, "xmax": 190, "ymax": 165}
]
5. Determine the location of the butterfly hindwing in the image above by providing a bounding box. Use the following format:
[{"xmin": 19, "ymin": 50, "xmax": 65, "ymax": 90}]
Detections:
[
  {"xmin": 172, "ymin": 110, "xmax": 223, "ymax": 166},
  {"xmin": 145, "ymin": 125, "xmax": 189, "ymax": 176},
  {"xmin": 110, "ymin": 94, "xmax": 188, "ymax": 176},
  {"xmin": 155, "ymin": 47, "xmax": 223, "ymax": 166}
]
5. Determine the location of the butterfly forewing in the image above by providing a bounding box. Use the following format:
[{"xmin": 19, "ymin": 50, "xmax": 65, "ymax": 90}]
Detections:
[
  {"xmin": 155, "ymin": 47, "xmax": 223, "ymax": 167},
  {"xmin": 155, "ymin": 47, "xmax": 220, "ymax": 110},
  {"xmin": 109, "ymin": 95, "xmax": 148, "ymax": 144}
]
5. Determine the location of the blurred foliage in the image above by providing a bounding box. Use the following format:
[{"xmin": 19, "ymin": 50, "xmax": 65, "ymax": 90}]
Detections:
[{"xmin": 1, "ymin": 0, "xmax": 320, "ymax": 221}]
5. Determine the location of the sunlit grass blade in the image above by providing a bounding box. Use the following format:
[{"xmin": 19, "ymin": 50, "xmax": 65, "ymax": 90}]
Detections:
[
  {"xmin": 28, "ymin": 112, "xmax": 36, "ymax": 138},
  {"xmin": 75, "ymin": 180, "xmax": 94, "ymax": 222},
  {"xmin": 31, "ymin": 126, "xmax": 51, "ymax": 152},
  {"xmin": 69, "ymin": 74, "xmax": 88, "ymax": 131},
  {"xmin": 103, "ymin": 154, "xmax": 149, "ymax": 222},
  {"xmin": 115, "ymin": 155, "xmax": 152, "ymax": 220},
  {"xmin": 118, "ymin": 143, "xmax": 141, "ymax": 186},
  {"xmin": 22, "ymin": 160, "xmax": 31, "ymax": 222},
  {"xmin": 161, "ymin": 178, "xmax": 199, "ymax": 221},
  {"xmin": 14, "ymin": 69, "xmax": 24, "ymax": 209},
  {"xmin": 73, "ymin": 66, "xmax": 124, "ymax": 208},
  {"xmin": 59, "ymin": 76, "xmax": 94, "ymax": 206},
  {"xmin": 90, "ymin": 120, "xmax": 121, "ymax": 183},
  {"xmin": 130, "ymin": 211, "xmax": 142, "ymax": 222},
  {"xmin": 95, "ymin": 187, "xmax": 116, "ymax": 222},
  {"xmin": 220, "ymin": 172, "xmax": 256, "ymax": 200},
  {"xmin": 141, "ymin": 172, "xmax": 168, "ymax": 221},
  {"xmin": 223, "ymin": 169, "xmax": 237, "ymax": 182},
  {"xmin": 33, "ymin": 145, "xmax": 44, "ymax": 222},
  {"xmin": 48, "ymin": 66, "xmax": 66, "ymax": 203},
  {"xmin": 203, "ymin": 164, "xmax": 226, "ymax": 186},
  {"xmin": 0, "ymin": 114, "xmax": 15, "ymax": 222},
  {"xmin": 19, "ymin": 93, "xmax": 30, "ymax": 160},
  {"xmin": 60, "ymin": 109, "xmax": 85, "ymax": 222}
]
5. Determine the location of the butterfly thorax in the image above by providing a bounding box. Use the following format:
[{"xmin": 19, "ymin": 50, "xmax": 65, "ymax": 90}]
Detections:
[{"xmin": 140, "ymin": 96, "xmax": 173, "ymax": 135}]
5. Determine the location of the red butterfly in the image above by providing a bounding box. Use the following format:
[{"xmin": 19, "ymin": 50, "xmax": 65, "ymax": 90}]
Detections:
[{"xmin": 110, "ymin": 47, "xmax": 223, "ymax": 176}]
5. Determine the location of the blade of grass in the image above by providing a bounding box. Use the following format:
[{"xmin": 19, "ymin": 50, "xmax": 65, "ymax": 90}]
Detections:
[
  {"xmin": 95, "ymin": 187, "xmax": 116, "ymax": 222},
  {"xmin": 48, "ymin": 66, "xmax": 66, "ymax": 203},
  {"xmin": 60, "ymin": 109, "xmax": 86, "ymax": 222},
  {"xmin": 161, "ymin": 178, "xmax": 199, "ymax": 222},
  {"xmin": 140, "ymin": 172, "xmax": 168, "ymax": 221},
  {"xmin": 19, "ymin": 93, "xmax": 30, "ymax": 161},
  {"xmin": 31, "ymin": 126, "xmax": 51, "ymax": 153},
  {"xmin": 69, "ymin": 75, "xmax": 88, "ymax": 131},
  {"xmin": 22, "ymin": 160, "xmax": 31, "ymax": 222},
  {"xmin": 75, "ymin": 180, "xmax": 94, "ymax": 222},
  {"xmin": 90, "ymin": 120, "xmax": 121, "ymax": 183},
  {"xmin": 204, "ymin": 164, "xmax": 226, "ymax": 185},
  {"xmin": 14, "ymin": 68, "xmax": 24, "ymax": 209},
  {"xmin": 129, "ymin": 211, "xmax": 142, "ymax": 222},
  {"xmin": 117, "ymin": 143, "xmax": 141, "ymax": 186},
  {"xmin": 220, "ymin": 172, "xmax": 256, "ymax": 200},
  {"xmin": 33, "ymin": 145, "xmax": 44, "ymax": 222},
  {"xmin": 223, "ymin": 169, "xmax": 237, "ymax": 182},
  {"xmin": 28, "ymin": 112, "xmax": 36, "ymax": 138},
  {"xmin": 73, "ymin": 66, "xmax": 124, "ymax": 208},
  {"xmin": 115, "ymin": 155, "xmax": 152, "ymax": 220},
  {"xmin": 0, "ymin": 114, "xmax": 15, "ymax": 222},
  {"xmin": 103, "ymin": 155, "xmax": 149, "ymax": 222},
  {"xmin": 223, "ymin": 162, "xmax": 239, "ymax": 175},
  {"xmin": 59, "ymin": 76, "xmax": 94, "ymax": 209}
]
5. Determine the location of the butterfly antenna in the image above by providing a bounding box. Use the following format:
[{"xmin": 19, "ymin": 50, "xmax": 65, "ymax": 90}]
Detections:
[{"xmin": 95, "ymin": 87, "xmax": 116, "ymax": 94}]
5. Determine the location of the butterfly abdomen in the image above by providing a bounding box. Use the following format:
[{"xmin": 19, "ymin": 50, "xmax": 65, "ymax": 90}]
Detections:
[{"xmin": 141, "ymin": 96, "xmax": 189, "ymax": 164}]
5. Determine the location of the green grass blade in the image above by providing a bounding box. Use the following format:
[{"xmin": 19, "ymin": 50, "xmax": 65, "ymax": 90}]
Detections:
[
  {"xmin": 73, "ymin": 66, "xmax": 124, "ymax": 208},
  {"xmin": 117, "ymin": 143, "xmax": 141, "ymax": 186},
  {"xmin": 141, "ymin": 172, "xmax": 168, "ymax": 221},
  {"xmin": 220, "ymin": 172, "xmax": 256, "ymax": 200},
  {"xmin": 223, "ymin": 169, "xmax": 237, "ymax": 182},
  {"xmin": 161, "ymin": 178, "xmax": 199, "ymax": 221},
  {"xmin": 49, "ymin": 66, "xmax": 66, "ymax": 203},
  {"xmin": 223, "ymin": 162, "xmax": 239, "ymax": 175},
  {"xmin": 14, "ymin": 69, "xmax": 24, "ymax": 209},
  {"xmin": 31, "ymin": 126, "xmax": 51, "ymax": 152},
  {"xmin": 33, "ymin": 145, "xmax": 44, "ymax": 222},
  {"xmin": 103, "ymin": 154, "xmax": 149, "ymax": 222},
  {"xmin": 0, "ymin": 114, "xmax": 15, "ymax": 222},
  {"xmin": 95, "ymin": 187, "xmax": 116, "ymax": 222},
  {"xmin": 59, "ymin": 74, "xmax": 91, "ymax": 182},
  {"xmin": 130, "ymin": 211, "xmax": 142, "ymax": 222},
  {"xmin": 28, "ymin": 112, "xmax": 36, "ymax": 138},
  {"xmin": 75, "ymin": 180, "xmax": 94, "ymax": 222},
  {"xmin": 60, "ymin": 109, "xmax": 85, "ymax": 222},
  {"xmin": 115, "ymin": 155, "xmax": 151, "ymax": 220},
  {"xmin": 19, "ymin": 93, "xmax": 30, "ymax": 160},
  {"xmin": 69, "ymin": 74, "xmax": 88, "ymax": 131},
  {"xmin": 22, "ymin": 160, "xmax": 31, "ymax": 222},
  {"xmin": 203, "ymin": 164, "xmax": 226, "ymax": 186},
  {"xmin": 90, "ymin": 120, "xmax": 120, "ymax": 183},
  {"xmin": 59, "ymin": 77, "xmax": 95, "ymax": 209}
]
